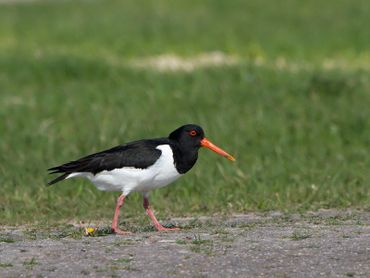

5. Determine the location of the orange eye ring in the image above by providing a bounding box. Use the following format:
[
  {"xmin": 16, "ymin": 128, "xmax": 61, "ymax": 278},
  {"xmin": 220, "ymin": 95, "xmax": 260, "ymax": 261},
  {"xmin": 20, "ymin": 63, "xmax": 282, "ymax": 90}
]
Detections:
[{"xmin": 189, "ymin": 130, "xmax": 197, "ymax": 137}]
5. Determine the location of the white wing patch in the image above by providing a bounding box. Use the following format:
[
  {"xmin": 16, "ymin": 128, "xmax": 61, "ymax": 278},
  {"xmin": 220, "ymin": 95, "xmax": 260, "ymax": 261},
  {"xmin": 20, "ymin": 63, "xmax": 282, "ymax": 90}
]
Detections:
[{"xmin": 67, "ymin": 145, "xmax": 182, "ymax": 195}]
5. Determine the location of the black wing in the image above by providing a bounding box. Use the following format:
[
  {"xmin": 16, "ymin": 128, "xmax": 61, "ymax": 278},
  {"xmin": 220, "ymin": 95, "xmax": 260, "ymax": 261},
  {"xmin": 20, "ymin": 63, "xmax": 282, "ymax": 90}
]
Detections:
[{"xmin": 47, "ymin": 138, "xmax": 168, "ymax": 185}]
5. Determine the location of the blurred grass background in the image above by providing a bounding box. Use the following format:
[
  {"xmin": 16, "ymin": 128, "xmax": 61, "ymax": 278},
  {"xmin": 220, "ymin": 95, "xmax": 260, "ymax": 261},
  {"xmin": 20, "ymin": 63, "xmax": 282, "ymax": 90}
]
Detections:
[{"xmin": 0, "ymin": 0, "xmax": 369, "ymax": 225}]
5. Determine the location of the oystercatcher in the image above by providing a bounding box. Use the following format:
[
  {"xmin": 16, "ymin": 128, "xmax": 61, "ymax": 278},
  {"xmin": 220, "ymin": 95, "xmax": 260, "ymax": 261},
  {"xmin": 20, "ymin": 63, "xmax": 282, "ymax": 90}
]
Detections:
[{"xmin": 48, "ymin": 124, "xmax": 235, "ymax": 235}]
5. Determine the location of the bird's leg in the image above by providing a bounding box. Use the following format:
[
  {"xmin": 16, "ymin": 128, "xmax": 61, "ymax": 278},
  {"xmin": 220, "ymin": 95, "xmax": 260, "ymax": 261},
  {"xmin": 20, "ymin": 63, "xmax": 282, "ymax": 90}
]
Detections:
[
  {"xmin": 143, "ymin": 196, "xmax": 179, "ymax": 231},
  {"xmin": 111, "ymin": 194, "xmax": 131, "ymax": 235}
]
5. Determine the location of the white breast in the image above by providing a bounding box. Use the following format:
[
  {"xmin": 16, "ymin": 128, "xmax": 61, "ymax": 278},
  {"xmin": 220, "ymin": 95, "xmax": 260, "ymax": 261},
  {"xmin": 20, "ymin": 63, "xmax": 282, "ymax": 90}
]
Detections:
[{"xmin": 67, "ymin": 145, "xmax": 182, "ymax": 195}]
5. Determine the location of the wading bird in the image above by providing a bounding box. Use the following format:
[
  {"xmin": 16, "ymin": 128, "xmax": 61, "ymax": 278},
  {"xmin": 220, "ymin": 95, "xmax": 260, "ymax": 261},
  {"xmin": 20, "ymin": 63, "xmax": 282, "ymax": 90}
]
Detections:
[{"xmin": 48, "ymin": 124, "xmax": 235, "ymax": 235}]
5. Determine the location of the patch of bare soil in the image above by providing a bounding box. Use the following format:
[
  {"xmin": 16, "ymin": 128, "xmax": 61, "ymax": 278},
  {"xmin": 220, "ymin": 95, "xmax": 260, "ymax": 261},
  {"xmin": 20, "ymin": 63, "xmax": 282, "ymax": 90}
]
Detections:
[{"xmin": 0, "ymin": 210, "xmax": 369, "ymax": 277}]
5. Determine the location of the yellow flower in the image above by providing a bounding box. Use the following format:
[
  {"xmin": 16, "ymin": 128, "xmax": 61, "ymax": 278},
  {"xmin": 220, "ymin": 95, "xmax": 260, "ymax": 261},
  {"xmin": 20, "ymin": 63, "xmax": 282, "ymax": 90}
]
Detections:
[{"xmin": 84, "ymin": 227, "xmax": 96, "ymax": 236}]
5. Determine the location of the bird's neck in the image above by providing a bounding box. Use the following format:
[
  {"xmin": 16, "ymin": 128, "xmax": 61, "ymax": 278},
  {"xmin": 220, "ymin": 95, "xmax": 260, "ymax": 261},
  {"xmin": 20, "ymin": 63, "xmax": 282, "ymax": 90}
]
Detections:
[{"xmin": 169, "ymin": 143, "xmax": 198, "ymax": 174}]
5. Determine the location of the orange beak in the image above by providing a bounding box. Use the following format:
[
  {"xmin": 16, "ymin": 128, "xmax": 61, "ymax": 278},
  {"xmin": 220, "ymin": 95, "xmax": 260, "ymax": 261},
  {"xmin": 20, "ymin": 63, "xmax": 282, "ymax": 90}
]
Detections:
[{"xmin": 200, "ymin": 138, "xmax": 236, "ymax": 161}]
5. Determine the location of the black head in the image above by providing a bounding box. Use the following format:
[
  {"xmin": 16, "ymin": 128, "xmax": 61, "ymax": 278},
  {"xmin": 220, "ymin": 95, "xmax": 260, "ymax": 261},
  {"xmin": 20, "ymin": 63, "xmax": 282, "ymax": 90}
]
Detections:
[
  {"xmin": 168, "ymin": 124, "xmax": 235, "ymax": 174},
  {"xmin": 168, "ymin": 124, "xmax": 205, "ymax": 149}
]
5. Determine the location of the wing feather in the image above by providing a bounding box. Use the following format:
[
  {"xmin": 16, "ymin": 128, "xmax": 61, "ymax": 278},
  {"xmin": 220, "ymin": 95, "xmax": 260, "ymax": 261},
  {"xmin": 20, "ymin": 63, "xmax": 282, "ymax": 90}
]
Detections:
[{"xmin": 47, "ymin": 138, "xmax": 168, "ymax": 185}]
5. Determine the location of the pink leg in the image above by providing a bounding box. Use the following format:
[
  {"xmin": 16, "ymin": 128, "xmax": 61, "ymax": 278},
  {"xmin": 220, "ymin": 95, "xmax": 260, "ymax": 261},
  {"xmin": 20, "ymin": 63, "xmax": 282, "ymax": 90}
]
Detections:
[
  {"xmin": 143, "ymin": 197, "xmax": 179, "ymax": 231},
  {"xmin": 111, "ymin": 194, "xmax": 131, "ymax": 235}
]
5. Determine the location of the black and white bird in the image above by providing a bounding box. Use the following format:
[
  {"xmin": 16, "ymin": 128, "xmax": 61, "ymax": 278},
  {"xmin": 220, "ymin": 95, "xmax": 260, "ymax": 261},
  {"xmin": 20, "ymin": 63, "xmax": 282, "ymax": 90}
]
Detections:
[{"xmin": 48, "ymin": 124, "xmax": 235, "ymax": 235}]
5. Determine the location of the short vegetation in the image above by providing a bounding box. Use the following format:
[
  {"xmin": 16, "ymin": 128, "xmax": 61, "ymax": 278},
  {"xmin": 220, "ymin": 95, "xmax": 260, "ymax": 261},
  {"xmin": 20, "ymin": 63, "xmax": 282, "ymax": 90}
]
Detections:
[{"xmin": 0, "ymin": 0, "xmax": 369, "ymax": 225}]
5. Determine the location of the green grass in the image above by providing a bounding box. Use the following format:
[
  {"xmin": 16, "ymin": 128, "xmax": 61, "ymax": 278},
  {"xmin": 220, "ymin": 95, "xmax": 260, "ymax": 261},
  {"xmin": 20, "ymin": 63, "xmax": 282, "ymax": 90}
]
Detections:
[
  {"xmin": 289, "ymin": 230, "xmax": 312, "ymax": 241},
  {"xmin": 22, "ymin": 257, "xmax": 38, "ymax": 269},
  {"xmin": 0, "ymin": 236, "xmax": 16, "ymax": 243},
  {"xmin": 0, "ymin": 0, "xmax": 369, "ymax": 225},
  {"xmin": 0, "ymin": 263, "xmax": 13, "ymax": 268}
]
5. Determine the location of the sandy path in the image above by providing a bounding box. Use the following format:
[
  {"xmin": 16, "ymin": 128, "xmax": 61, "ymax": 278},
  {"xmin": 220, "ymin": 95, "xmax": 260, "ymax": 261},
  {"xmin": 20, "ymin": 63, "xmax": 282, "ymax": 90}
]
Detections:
[{"xmin": 1, "ymin": 210, "xmax": 369, "ymax": 277}]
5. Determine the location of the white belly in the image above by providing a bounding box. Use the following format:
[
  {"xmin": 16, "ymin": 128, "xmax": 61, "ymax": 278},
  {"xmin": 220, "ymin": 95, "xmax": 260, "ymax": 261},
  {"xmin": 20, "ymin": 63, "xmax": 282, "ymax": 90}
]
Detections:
[{"xmin": 67, "ymin": 145, "xmax": 182, "ymax": 195}]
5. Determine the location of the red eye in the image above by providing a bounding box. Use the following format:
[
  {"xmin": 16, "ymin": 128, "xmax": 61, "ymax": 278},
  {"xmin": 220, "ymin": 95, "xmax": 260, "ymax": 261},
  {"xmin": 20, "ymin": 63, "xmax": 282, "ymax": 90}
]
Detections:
[{"xmin": 189, "ymin": 130, "xmax": 197, "ymax": 137}]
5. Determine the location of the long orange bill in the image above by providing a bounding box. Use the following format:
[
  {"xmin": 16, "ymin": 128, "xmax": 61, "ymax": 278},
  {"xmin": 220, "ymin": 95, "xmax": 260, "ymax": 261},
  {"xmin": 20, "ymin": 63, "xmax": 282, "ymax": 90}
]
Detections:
[{"xmin": 200, "ymin": 138, "xmax": 236, "ymax": 161}]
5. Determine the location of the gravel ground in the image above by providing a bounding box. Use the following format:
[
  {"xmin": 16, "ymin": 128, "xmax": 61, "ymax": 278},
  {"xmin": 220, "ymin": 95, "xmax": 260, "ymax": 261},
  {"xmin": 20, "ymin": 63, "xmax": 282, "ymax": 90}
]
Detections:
[{"xmin": 0, "ymin": 210, "xmax": 369, "ymax": 278}]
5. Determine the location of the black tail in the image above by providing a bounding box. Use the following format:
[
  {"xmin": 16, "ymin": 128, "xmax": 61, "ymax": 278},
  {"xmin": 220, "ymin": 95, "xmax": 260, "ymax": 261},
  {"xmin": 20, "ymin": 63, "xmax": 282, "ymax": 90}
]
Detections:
[
  {"xmin": 47, "ymin": 157, "xmax": 91, "ymax": 186},
  {"xmin": 47, "ymin": 164, "xmax": 73, "ymax": 186},
  {"xmin": 47, "ymin": 173, "xmax": 69, "ymax": 186},
  {"xmin": 47, "ymin": 146, "xmax": 116, "ymax": 186}
]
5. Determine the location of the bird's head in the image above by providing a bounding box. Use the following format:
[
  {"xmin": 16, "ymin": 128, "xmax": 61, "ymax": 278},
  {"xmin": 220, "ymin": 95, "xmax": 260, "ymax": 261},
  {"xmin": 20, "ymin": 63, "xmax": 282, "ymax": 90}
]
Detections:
[{"xmin": 169, "ymin": 124, "xmax": 235, "ymax": 161}]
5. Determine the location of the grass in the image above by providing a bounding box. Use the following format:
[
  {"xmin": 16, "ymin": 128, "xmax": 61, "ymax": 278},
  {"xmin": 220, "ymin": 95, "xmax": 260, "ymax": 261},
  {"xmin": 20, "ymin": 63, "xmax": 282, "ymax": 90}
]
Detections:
[
  {"xmin": 190, "ymin": 236, "xmax": 214, "ymax": 255},
  {"xmin": 18, "ymin": 224, "xmax": 116, "ymax": 240},
  {"xmin": 116, "ymin": 257, "xmax": 133, "ymax": 264},
  {"xmin": 0, "ymin": 236, "xmax": 16, "ymax": 243},
  {"xmin": 176, "ymin": 234, "xmax": 215, "ymax": 255},
  {"xmin": 0, "ymin": 0, "xmax": 369, "ymax": 225},
  {"xmin": 289, "ymin": 230, "xmax": 312, "ymax": 241},
  {"xmin": 23, "ymin": 257, "xmax": 38, "ymax": 269}
]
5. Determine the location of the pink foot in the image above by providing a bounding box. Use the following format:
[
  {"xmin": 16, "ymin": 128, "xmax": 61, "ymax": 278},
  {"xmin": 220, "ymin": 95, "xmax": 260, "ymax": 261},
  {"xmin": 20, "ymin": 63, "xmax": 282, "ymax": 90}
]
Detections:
[
  {"xmin": 111, "ymin": 194, "xmax": 132, "ymax": 235},
  {"xmin": 143, "ymin": 197, "xmax": 179, "ymax": 232},
  {"xmin": 112, "ymin": 227, "xmax": 132, "ymax": 235},
  {"xmin": 156, "ymin": 226, "xmax": 180, "ymax": 231}
]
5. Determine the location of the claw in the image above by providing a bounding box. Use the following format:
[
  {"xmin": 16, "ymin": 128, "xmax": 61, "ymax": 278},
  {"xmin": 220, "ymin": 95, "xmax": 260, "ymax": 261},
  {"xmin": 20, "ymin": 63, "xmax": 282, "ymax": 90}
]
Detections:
[
  {"xmin": 156, "ymin": 226, "xmax": 180, "ymax": 231},
  {"xmin": 112, "ymin": 228, "xmax": 132, "ymax": 235}
]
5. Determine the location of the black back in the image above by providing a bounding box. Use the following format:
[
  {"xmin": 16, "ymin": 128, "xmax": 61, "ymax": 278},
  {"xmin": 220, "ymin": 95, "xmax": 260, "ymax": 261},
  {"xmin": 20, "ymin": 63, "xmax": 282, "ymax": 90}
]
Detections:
[{"xmin": 48, "ymin": 139, "xmax": 167, "ymax": 185}]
